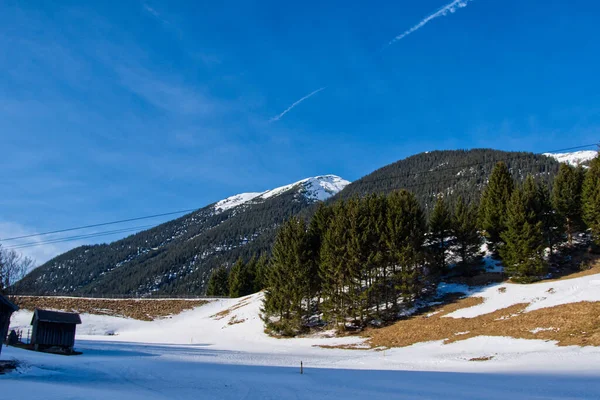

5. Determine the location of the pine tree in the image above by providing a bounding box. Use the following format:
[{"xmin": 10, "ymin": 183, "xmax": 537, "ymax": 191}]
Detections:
[
  {"xmin": 206, "ymin": 265, "xmax": 229, "ymax": 296},
  {"xmin": 244, "ymin": 256, "xmax": 258, "ymax": 295},
  {"xmin": 537, "ymin": 183, "xmax": 561, "ymax": 254},
  {"xmin": 385, "ymin": 190, "xmax": 427, "ymax": 309},
  {"xmin": 582, "ymin": 155, "xmax": 600, "ymax": 246},
  {"xmin": 553, "ymin": 164, "xmax": 585, "ymax": 246},
  {"xmin": 429, "ymin": 196, "xmax": 452, "ymax": 273},
  {"xmin": 522, "ymin": 175, "xmax": 543, "ymax": 223},
  {"xmin": 228, "ymin": 257, "xmax": 248, "ymax": 298},
  {"xmin": 345, "ymin": 197, "xmax": 370, "ymax": 325},
  {"xmin": 253, "ymin": 253, "xmax": 269, "ymax": 292},
  {"xmin": 319, "ymin": 201, "xmax": 352, "ymax": 327},
  {"xmin": 305, "ymin": 203, "xmax": 331, "ymax": 307},
  {"xmin": 262, "ymin": 217, "xmax": 311, "ymax": 335},
  {"xmin": 479, "ymin": 162, "xmax": 514, "ymax": 252},
  {"xmin": 361, "ymin": 193, "xmax": 388, "ymax": 322},
  {"xmin": 452, "ymin": 196, "xmax": 482, "ymax": 271},
  {"xmin": 500, "ymin": 188, "xmax": 546, "ymax": 282}
]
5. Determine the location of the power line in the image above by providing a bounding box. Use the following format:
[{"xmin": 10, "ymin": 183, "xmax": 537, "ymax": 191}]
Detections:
[
  {"xmin": 0, "ymin": 208, "xmax": 198, "ymax": 242},
  {"xmin": 4, "ymin": 224, "xmax": 155, "ymax": 250},
  {"xmin": 2, "ymin": 143, "xmax": 597, "ymax": 249}
]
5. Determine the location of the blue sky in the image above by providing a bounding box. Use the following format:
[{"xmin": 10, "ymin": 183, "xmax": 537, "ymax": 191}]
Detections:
[{"xmin": 1, "ymin": 0, "xmax": 599, "ymax": 263}]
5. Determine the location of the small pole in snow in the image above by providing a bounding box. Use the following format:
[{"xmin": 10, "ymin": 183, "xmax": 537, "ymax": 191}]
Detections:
[{"xmin": 300, "ymin": 361, "xmax": 303, "ymax": 375}]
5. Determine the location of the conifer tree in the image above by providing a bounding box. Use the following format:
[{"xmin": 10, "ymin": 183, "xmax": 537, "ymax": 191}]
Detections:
[
  {"xmin": 385, "ymin": 190, "xmax": 427, "ymax": 308},
  {"xmin": 228, "ymin": 257, "xmax": 248, "ymax": 298},
  {"xmin": 536, "ymin": 183, "xmax": 561, "ymax": 254},
  {"xmin": 582, "ymin": 155, "xmax": 600, "ymax": 245},
  {"xmin": 362, "ymin": 193, "xmax": 388, "ymax": 321},
  {"xmin": 345, "ymin": 197, "xmax": 371, "ymax": 325},
  {"xmin": 500, "ymin": 188, "xmax": 546, "ymax": 282},
  {"xmin": 452, "ymin": 197, "xmax": 482, "ymax": 270},
  {"xmin": 243, "ymin": 256, "xmax": 258, "ymax": 295},
  {"xmin": 479, "ymin": 162, "xmax": 514, "ymax": 252},
  {"xmin": 305, "ymin": 203, "xmax": 332, "ymax": 305},
  {"xmin": 262, "ymin": 217, "xmax": 311, "ymax": 335},
  {"xmin": 206, "ymin": 265, "xmax": 229, "ymax": 296},
  {"xmin": 319, "ymin": 201, "xmax": 352, "ymax": 327},
  {"xmin": 522, "ymin": 175, "xmax": 543, "ymax": 223},
  {"xmin": 429, "ymin": 196, "xmax": 452, "ymax": 273},
  {"xmin": 253, "ymin": 253, "xmax": 269, "ymax": 292},
  {"xmin": 553, "ymin": 164, "xmax": 585, "ymax": 246}
]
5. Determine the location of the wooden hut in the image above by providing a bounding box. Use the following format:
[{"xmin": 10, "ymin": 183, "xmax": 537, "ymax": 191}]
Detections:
[
  {"xmin": 0, "ymin": 294, "xmax": 19, "ymax": 356},
  {"xmin": 31, "ymin": 309, "xmax": 81, "ymax": 352}
]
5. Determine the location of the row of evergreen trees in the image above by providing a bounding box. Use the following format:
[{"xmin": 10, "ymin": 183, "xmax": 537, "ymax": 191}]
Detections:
[
  {"xmin": 480, "ymin": 158, "xmax": 600, "ymax": 281},
  {"xmin": 261, "ymin": 189, "xmax": 485, "ymax": 335},
  {"xmin": 206, "ymin": 255, "xmax": 268, "ymax": 298}
]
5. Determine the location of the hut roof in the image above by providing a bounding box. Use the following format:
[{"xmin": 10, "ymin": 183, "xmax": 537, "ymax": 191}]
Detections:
[
  {"xmin": 0, "ymin": 293, "xmax": 19, "ymax": 312},
  {"xmin": 32, "ymin": 309, "xmax": 81, "ymax": 325}
]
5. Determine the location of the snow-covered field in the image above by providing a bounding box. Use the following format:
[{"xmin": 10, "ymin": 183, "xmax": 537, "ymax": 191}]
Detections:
[{"xmin": 4, "ymin": 272, "xmax": 600, "ymax": 399}]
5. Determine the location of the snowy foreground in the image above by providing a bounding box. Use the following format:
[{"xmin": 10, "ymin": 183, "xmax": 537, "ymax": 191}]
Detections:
[{"xmin": 4, "ymin": 272, "xmax": 600, "ymax": 399}]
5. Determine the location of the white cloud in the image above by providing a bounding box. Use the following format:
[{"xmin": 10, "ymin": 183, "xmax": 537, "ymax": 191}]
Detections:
[
  {"xmin": 387, "ymin": 0, "xmax": 474, "ymax": 47},
  {"xmin": 269, "ymin": 87, "xmax": 326, "ymax": 122}
]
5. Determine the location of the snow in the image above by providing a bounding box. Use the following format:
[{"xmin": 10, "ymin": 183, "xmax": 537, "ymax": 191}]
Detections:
[
  {"xmin": 446, "ymin": 271, "xmax": 600, "ymax": 318},
  {"xmin": 530, "ymin": 327, "xmax": 558, "ymax": 334},
  {"xmin": 252, "ymin": 175, "xmax": 350, "ymax": 202},
  {"xmin": 214, "ymin": 192, "xmax": 262, "ymax": 212},
  {"xmin": 544, "ymin": 150, "xmax": 598, "ymax": 166},
  {"xmin": 4, "ymin": 275, "xmax": 600, "ymax": 398},
  {"xmin": 213, "ymin": 175, "xmax": 350, "ymax": 213},
  {"xmin": 3, "ymin": 339, "xmax": 600, "ymax": 399}
]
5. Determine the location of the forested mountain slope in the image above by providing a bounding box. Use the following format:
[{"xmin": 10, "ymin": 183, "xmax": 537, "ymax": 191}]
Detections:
[
  {"xmin": 16, "ymin": 149, "xmax": 589, "ymax": 297},
  {"xmin": 333, "ymin": 149, "xmax": 564, "ymax": 210},
  {"xmin": 16, "ymin": 176, "xmax": 349, "ymax": 296}
]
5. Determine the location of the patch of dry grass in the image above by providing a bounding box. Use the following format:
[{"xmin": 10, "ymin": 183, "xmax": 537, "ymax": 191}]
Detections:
[
  {"xmin": 13, "ymin": 296, "xmax": 208, "ymax": 321},
  {"xmin": 211, "ymin": 296, "xmax": 253, "ymax": 320},
  {"xmin": 227, "ymin": 316, "xmax": 247, "ymax": 325},
  {"xmin": 211, "ymin": 309, "xmax": 232, "ymax": 320},
  {"xmin": 469, "ymin": 356, "xmax": 494, "ymax": 362},
  {"xmin": 363, "ymin": 298, "xmax": 600, "ymax": 349},
  {"xmin": 544, "ymin": 261, "xmax": 600, "ymax": 282}
]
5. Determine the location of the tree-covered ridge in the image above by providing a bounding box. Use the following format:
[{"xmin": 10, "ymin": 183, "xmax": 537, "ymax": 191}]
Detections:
[
  {"xmin": 334, "ymin": 149, "xmax": 560, "ymax": 210},
  {"xmin": 15, "ymin": 188, "xmax": 316, "ymax": 296},
  {"xmin": 14, "ymin": 149, "xmax": 570, "ymax": 297}
]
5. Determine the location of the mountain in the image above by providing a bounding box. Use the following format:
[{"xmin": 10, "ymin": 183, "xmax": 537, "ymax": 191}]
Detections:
[
  {"xmin": 543, "ymin": 150, "xmax": 598, "ymax": 167},
  {"xmin": 15, "ymin": 175, "xmax": 350, "ymax": 297},
  {"xmin": 214, "ymin": 175, "xmax": 350, "ymax": 212},
  {"xmin": 332, "ymin": 149, "xmax": 563, "ymax": 210},
  {"xmin": 16, "ymin": 149, "xmax": 592, "ymax": 297}
]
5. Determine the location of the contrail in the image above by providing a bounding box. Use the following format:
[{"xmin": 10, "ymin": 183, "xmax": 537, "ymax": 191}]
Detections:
[
  {"xmin": 271, "ymin": 1, "xmax": 474, "ymax": 122},
  {"xmin": 387, "ymin": 0, "xmax": 474, "ymax": 47},
  {"xmin": 269, "ymin": 87, "xmax": 326, "ymax": 122}
]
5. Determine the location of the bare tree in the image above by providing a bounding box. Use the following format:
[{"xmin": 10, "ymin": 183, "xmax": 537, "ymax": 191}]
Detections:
[{"xmin": 0, "ymin": 245, "xmax": 35, "ymax": 295}]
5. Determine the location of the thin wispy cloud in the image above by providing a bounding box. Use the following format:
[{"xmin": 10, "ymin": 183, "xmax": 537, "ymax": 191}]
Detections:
[
  {"xmin": 269, "ymin": 87, "xmax": 326, "ymax": 122},
  {"xmin": 271, "ymin": 1, "xmax": 475, "ymax": 122},
  {"xmin": 142, "ymin": 2, "xmax": 183, "ymax": 37},
  {"xmin": 387, "ymin": 0, "xmax": 474, "ymax": 47}
]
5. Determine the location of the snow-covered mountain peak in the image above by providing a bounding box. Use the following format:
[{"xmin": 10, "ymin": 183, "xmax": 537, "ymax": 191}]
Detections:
[
  {"xmin": 214, "ymin": 175, "xmax": 350, "ymax": 213},
  {"xmin": 213, "ymin": 192, "xmax": 263, "ymax": 212},
  {"xmin": 297, "ymin": 175, "xmax": 352, "ymax": 201},
  {"xmin": 544, "ymin": 150, "xmax": 597, "ymax": 166}
]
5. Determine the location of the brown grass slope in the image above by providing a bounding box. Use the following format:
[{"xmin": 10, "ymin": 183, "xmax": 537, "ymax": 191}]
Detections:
[
  {"xmin": 364, "ymin": 261, "xmax": 600, "ymax": 349},
  {"xmin": 13, "ymin": 296, "xmax": 208, "ymax": 321}
]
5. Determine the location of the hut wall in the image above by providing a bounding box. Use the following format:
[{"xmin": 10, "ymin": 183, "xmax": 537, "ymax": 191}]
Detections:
[{"xmin": 32, "ymin": 321, "xmax": 77, "ymax": 348}]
